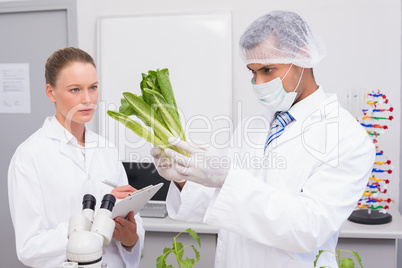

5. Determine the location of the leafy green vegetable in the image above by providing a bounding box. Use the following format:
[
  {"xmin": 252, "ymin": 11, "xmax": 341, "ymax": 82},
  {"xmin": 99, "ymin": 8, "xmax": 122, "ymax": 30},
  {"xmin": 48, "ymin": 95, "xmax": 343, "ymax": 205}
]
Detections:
[
  {"xmin": 143, "ymin": 88, "xmax": 185, "ymax": 140},
  {"xmin": 107, "ymin": 111, "xmax": 165, "ymax": 149},
  {"xmin": 108, "ymin": 68, "xmax": 187, "ymax": 156},
  {"xmin": 340, "ymin": 258, "xmax": 355, "ymax": 268},
  {"xmin": 186, "ymin": 228, "xmax": 201, "ymax": 248},
  {"xmin": 156, "ymin": 228, "xmax": 201, "ymax": 268},
  {"xmin": 314, "ymin": 249, "xmax": 362, "ymax": 268},
  {"xmin": 156, "ymin": 69, "xmax": 178, "ymax": 113},
  {"xmin": 122, "ymin": 92, "xmax": 169, "ymax": 139},
  {"xmin": 119, "ymin": 98, "xmax": 135, "ymax": 116}
]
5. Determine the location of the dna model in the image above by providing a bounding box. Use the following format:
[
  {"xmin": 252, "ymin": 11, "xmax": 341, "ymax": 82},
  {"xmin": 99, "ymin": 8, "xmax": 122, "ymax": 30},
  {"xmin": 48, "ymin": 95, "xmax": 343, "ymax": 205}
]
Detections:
[{"xmin": 348, "ymin": 90, "xmax": 394, "ymax": 224}]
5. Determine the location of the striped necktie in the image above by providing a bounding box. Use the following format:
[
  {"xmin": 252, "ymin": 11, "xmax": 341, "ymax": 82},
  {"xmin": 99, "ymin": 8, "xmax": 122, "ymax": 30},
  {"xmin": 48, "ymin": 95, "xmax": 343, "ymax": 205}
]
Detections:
[{"xmin": 264, "ymin": 111, "xmax": 294, "ymax": 153}]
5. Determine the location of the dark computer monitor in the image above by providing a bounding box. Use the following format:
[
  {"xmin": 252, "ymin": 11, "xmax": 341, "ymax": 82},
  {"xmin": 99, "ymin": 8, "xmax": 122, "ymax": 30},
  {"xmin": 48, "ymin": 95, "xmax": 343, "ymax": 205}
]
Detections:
[{"xmin": 123, "ymin": 162, "xmax": 169, "ymax": 201}]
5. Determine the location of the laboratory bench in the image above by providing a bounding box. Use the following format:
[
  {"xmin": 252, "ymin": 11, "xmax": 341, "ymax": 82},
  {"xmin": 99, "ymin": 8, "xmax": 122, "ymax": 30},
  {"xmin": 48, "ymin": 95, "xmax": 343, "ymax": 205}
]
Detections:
[
  {"xmin": 139, "ymin": 205, "xmax": 402, "ymax": 268},
  {"xmin": 337, "ymin": 205, "xmax": 402, "ymax": 267}
]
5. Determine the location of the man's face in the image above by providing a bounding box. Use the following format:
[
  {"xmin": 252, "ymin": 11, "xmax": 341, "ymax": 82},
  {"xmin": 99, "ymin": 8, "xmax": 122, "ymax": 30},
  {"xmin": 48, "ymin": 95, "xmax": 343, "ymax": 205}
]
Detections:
[{"xmin": 247, "ymin": 63, "xmax": 303, "ymax": 94}]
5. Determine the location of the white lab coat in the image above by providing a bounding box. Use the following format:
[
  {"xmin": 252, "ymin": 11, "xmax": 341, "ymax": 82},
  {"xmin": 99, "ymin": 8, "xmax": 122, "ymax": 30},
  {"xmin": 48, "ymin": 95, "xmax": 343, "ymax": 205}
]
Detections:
[
  {"xmin": 8, "ymin": 116, "xmax": 145, "ymax": 268},
  {"xmin": 167, "ymin": 88, "xmax": 375, "ymax": 268}
]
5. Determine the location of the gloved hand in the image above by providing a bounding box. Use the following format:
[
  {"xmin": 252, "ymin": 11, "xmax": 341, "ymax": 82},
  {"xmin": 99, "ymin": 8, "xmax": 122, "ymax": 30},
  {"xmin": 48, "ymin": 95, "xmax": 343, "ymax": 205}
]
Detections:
[
  {"xmin": 150, "ymin": 146, "xmax": 186, "ymax": 183},
  {"xmin": 161, "ymin": 137, "xmax": 230, "ymax": 188}
]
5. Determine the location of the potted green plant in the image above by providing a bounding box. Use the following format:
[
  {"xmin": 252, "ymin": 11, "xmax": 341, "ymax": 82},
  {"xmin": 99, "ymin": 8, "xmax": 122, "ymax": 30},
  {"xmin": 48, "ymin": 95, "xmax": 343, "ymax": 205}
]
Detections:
[
  {"xmin": 314, "ymin": 249, "xmax": 363, "ymax": 268},
  {"xmin": 156, "ymin": 228, "xmax": 201, "ymax": 268}
]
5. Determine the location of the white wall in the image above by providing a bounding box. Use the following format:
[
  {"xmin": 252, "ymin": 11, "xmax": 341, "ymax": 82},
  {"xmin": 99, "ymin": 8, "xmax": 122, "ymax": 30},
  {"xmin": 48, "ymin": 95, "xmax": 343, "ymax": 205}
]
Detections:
[{"xmin": 77, "ymin": 0, "xmax": 401, "ymax": 205}]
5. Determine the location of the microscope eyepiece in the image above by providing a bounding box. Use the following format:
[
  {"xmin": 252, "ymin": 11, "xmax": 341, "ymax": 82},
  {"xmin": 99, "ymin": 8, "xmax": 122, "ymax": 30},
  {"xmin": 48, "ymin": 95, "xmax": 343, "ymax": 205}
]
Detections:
[
  {"xmin": 82, "ymin": 194, "xmax": 96, "ymax": 210},
  {"xmin": 100, "ymin": 194, "xmax": 116, "ymax": 212}
]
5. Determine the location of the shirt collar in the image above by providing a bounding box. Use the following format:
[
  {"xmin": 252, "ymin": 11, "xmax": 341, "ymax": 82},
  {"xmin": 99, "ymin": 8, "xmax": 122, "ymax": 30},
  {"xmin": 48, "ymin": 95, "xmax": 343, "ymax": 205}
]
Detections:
[
  {"xmin": 43, "ymin": 116, "xmax": 98, "ymax": 146},
  {"xmin": 288, "ymin": 86, "xmax": 327, "ymax": 122},
  {"xmin": 49, "ymin": 116, "xmax": 79, "ymax": 145}
]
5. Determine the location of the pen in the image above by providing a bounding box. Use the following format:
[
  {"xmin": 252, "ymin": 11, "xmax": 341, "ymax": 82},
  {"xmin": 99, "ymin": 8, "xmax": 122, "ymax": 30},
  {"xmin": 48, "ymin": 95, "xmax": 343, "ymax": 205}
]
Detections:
[{"xmin": 102, "ymin": 180, "xmax": 120, "ymax": 188}]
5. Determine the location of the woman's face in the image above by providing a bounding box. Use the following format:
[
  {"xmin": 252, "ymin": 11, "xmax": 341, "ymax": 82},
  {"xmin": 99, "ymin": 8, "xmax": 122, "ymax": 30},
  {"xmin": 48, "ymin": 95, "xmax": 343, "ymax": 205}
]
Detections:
[{"xmin": 46, "ymin": 62, "xmax": 98, "ymax": 127}]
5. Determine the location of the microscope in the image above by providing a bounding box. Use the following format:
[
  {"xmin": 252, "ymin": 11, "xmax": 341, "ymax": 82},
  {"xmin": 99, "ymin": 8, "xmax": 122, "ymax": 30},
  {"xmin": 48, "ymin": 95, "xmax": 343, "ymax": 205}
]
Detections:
[{"xmin": 61, "ymin": 194, "xmax": 116, "ymax": 268}]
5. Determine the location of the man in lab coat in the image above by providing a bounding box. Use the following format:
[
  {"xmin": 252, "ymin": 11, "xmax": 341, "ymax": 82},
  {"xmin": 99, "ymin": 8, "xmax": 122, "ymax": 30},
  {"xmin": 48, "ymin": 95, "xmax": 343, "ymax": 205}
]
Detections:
[{"xmin": 151, "ymin": 10, "xmax": 375, "ymax": 267}]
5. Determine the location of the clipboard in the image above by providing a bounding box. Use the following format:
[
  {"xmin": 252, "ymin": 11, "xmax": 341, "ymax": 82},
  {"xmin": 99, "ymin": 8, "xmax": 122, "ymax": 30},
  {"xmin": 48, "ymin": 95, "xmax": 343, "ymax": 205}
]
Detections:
[{"xmin": 112, "ymin": 182, "xmax": 164, "ymax": 218}]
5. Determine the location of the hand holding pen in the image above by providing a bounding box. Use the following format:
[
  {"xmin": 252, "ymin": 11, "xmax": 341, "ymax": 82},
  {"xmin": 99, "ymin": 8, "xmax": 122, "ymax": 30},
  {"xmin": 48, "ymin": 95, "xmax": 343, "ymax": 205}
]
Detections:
[{"xmin": 103, "ymin": 180, "xmax": 137, "ymax": 199}]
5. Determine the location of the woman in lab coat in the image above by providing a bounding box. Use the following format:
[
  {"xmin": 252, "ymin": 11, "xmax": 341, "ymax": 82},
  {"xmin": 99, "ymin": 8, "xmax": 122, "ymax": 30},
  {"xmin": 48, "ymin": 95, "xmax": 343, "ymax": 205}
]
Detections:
[
  {"xmin": 151, "ymin": 11, "xmax": 375, "ymax": 267},
  {"xmin": 8, "ymin": 47, "xmax": 144, "ymax": 268}
]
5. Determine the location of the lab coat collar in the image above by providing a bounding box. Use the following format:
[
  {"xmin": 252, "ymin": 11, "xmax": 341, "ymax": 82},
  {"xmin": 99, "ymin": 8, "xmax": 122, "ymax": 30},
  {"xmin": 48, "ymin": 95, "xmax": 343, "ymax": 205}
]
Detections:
[
  {"xmin": 42, "ymin": 116, "xmax": 98, "ymax": 147},
  {"xmin": 42, "ymin": 116, "xmax": 99, "ymax": 173},
  {"xmin": 288, "ymin": 86, "xmax": 328, "ymax": 122},
  {"xmin": 48, "ymin": 116, "xmax": 76, "ymax": 144},
  {"xmin": 265, "ymin": 87, "xmax": 339, "ymax": 151}
]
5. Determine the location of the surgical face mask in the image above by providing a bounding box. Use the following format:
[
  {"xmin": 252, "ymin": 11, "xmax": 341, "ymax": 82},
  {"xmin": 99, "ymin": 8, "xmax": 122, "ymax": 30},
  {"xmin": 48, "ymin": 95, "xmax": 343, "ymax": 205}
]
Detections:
[{"xmin": 252, "ymin": 65, "xmax": 304, "ymax": 112}]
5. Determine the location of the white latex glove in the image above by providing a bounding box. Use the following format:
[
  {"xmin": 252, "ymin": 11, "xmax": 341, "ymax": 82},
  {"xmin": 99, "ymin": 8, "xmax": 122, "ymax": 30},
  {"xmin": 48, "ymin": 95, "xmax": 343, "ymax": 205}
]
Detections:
[
  {"xmin": 163, "ymin": 137, "xmax": 230, "ymax": 188},
  {"xmin": 150, "ymin": 146, "xmax": 186, "ymax": 183}
]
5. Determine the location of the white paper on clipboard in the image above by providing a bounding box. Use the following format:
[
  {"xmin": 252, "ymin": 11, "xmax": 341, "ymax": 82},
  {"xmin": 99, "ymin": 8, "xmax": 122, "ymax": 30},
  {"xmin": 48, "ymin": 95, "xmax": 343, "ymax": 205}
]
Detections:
[{"xmin": 112, "ymin": 182, "xmax": 164, "ymax": 218}]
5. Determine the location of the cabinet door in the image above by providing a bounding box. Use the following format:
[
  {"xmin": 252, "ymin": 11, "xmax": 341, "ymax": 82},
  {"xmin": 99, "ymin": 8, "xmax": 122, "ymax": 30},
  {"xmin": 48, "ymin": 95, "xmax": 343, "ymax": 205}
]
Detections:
[{"xmin": 337, "ymin": 237, "xmax": 396, "ymax": 267}]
